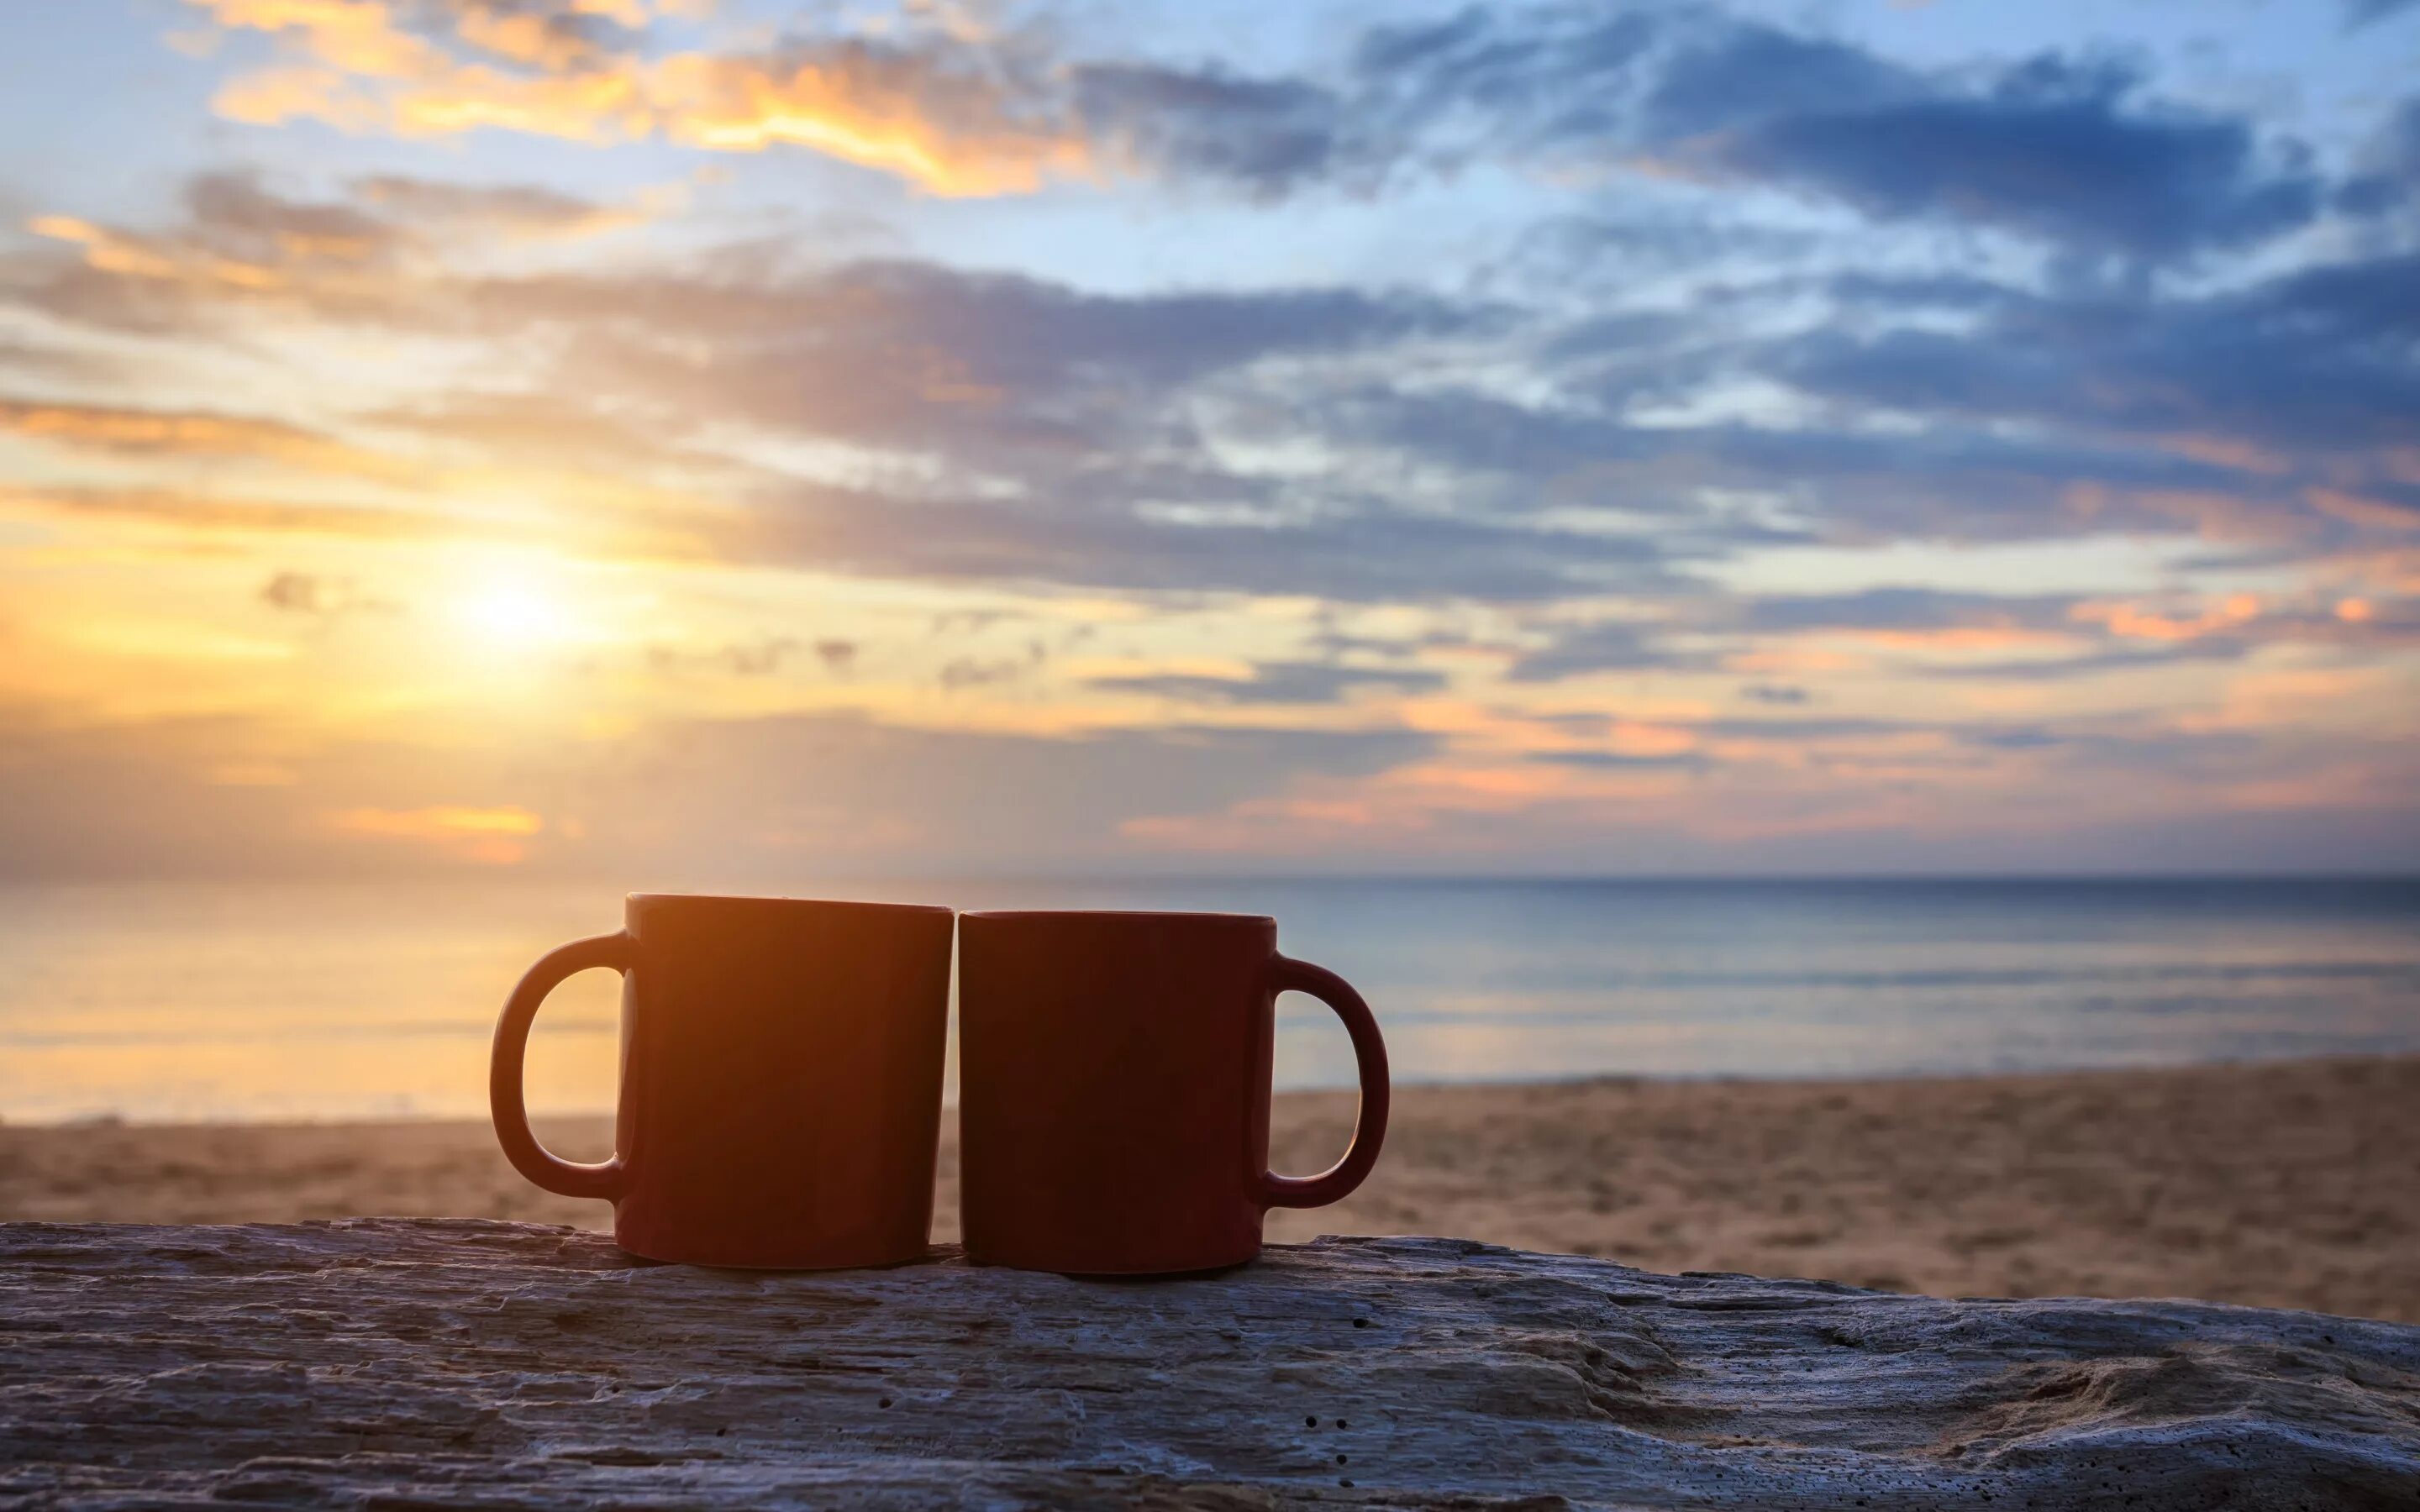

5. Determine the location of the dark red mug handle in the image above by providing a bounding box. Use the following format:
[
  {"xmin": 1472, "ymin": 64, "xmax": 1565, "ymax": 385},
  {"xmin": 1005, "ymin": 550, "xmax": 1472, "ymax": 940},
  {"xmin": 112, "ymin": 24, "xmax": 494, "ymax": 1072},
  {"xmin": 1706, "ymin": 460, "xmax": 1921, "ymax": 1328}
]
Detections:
[
  {"xmin": 1260, "ymin": 954, "xmax": 1390, "ymax": 1210},
  {"xmin": 490, "ymin": 932, "xmax": 634, "ymax": 1201}
]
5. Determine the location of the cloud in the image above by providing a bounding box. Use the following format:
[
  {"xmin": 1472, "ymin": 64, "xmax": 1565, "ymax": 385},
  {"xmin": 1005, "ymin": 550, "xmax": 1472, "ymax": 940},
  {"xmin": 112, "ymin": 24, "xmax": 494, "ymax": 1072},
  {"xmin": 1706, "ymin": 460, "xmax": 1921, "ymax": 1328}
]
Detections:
[
  {"xmin": 1508, "ymin": 620, "xmax": 1709, "ymax": 682},
  {"xmin": 16, "ymin": 168, "xmax": 2378, "ymax": 607},
  {"xmin": 256, "ymin": 570, "xmax": 396, "ymax": 618},
  {"xmin": 8, "ymin": 79, "xmax": 2409, "ymax": 619},
  {"xmin": 730, "ymin": 480, "xmax": 1677, "ymax": 601},
  {"xmin": 0, "ymin": 705, "xmax": 1435, "ymax": 879},
  {"xmin": 190, "ymin": 0, "xmax": 659, "ymax": 140},
  {"xmin": 0, "ymin": 338, "xmax": 116, "ymax": 384},
  {"xmin": 10, "ymin": 171, "xmax": 658, "ymax": 336},
  {"xmin": 1089, "ymin": 660, "xmax": 1447, "ymax": 706},
  {"xmin": 350, "ymin": 173, "xmax": 671, "ymax": 239},
  {"xmin": 179, "ymin": 169, "xmax": 394, "ymax": 260},
  {"xmin": 1733, "ymin": 588, "xmax": 2076, "ymax": 636},
  {"xmin": 1072, "ymin": 8, "xmax": 2323, "ymax": 264},
  {"xmin": 329, "ymin": 803, "xmax": 544, "ymax": 865},
  {"xmin": 168, "ymin": 0, "xmax": 2333, "ymax": 265},
  {"xmin": 260, "ymin": 571, "xmax": 327, "ymax": 613},
  {"xmin": 0, "ymin": 395, "xmax": 408, "ymax": 480},
  {"xmin": 645, "ymin": 636, "xmax": 804, "ymax": 677},
  {"xmin": 2339, "ymin": 97, "xmax": 2420, "ymax": 217},
  {"xmin": 15, "ymin": 185, "xmax": 1660, "ymax": 603},
  {"xmin": 646, "ymin": 40, "xmax": 1093, "ymax": 195},
  {"xmin": 1342, "ymin": 4, "xmax": 1662, "ymax": 178},
  {"xmin": 2, "ymin": 482, "xmax": 455, "ymax": 543},
  {"xmin": 13, "ymin": 171, "xmax": 403, "ymax": 333},
  {"xmin": 366, "ymin": 392, "xmax": 671, "ymax": 469},
  {"xmin": 1116, "ymin": 693, "xmax": 2420, "ymax": 869},
  {"xmin": 530, "ymin": 258, "xmax": 1478, "ymax": 454},
  {"xmin": 1506, "ymin": 592, "xmax": 2079, "ymax": 685},
  {"xmin": 1071, "ymin": 64, "xmax": 1346, "ymax": 198},
  {"xmin": 1499, "ymin": 587, "xmax": 2310, "ymax": 685},
  {"xmin": 1526, "ymin": 748, "xmax": 1709, "ymax": 771},
  {"xmin": 184, "ymin": 0, "xmax": 1099, "ymax": 196},
  {"xmin": 2344, "ymin": 0, "xmax": 2420, "ymax": 29},
  {"xmin": 3, "ymin": 3, "xmax": 2413, "ymax": 886},
  {"xmin": 1772, "ymin": 251, "xmax": 2420, "ymax": 466},
  {"xmin": 445, "ymin": 0, "xmax": 650, "ymax": 72},
  {"xmin": 1917, "ymin": 643, "xmax": 2248, "ymax": 682},
  {"xmin": 937, "ymin": 654, "xmax": 1029, "ymax": 690},
  {"xmin": 1650, "ymin": 47, "xmax": 2318, "ymax": 262},
  {"xmin": 0, "ymin": 480, "xmax": 696, "ymax": 569}
]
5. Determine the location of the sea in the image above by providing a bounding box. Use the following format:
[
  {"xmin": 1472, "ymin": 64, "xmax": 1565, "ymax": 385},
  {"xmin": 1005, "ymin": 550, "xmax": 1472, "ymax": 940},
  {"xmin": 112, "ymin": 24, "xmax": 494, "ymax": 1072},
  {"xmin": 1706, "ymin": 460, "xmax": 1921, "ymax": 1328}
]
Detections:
[{"xmin": 2, "ymin": 877, "xmax": 2416, "ymax": 1124}]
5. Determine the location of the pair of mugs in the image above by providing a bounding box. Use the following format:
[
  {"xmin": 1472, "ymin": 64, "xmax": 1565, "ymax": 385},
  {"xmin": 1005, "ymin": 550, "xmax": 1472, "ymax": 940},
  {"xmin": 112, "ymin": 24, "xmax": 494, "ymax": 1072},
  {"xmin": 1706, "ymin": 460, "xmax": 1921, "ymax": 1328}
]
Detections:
[{"xmin": 491, "ymin": 894, "xmax": 1389, "ymax": 1274}]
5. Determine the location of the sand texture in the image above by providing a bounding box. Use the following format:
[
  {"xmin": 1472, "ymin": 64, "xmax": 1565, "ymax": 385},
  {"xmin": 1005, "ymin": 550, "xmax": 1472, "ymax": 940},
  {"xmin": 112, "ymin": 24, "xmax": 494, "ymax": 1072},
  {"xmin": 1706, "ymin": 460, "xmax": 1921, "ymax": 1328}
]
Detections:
[
  {"xmin": 9, "ymin": 1220, "xmax": 2416, "ymax": 1509},
  {"xmin": 3, "ymin": 1054, "xmax": 2414, "ymax": 1322}
]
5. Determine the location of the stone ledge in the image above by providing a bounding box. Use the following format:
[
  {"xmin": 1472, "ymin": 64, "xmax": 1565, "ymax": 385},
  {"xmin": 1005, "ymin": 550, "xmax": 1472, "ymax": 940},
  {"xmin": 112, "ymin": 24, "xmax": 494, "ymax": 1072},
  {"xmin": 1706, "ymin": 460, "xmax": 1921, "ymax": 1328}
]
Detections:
[{"xmin": 2, "ymin": 1219, "xmax": 2414, "ymax": 1509}]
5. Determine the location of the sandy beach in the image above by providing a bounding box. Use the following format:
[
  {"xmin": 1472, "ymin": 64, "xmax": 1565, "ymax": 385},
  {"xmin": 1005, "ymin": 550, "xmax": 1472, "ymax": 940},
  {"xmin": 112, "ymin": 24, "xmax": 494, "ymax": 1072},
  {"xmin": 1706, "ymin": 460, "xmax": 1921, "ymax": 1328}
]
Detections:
[{"xmin": 4, "ymin": 1054, "xmax": 2413, "ymax": 1323}]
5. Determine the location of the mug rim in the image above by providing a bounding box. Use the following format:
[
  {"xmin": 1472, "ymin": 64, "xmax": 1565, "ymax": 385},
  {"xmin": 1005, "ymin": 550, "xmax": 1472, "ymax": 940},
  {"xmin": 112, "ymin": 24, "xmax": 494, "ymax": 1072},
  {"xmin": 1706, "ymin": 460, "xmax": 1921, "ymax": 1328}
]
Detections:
[
  {"xmin": 628, "ymin": 891, "xmax": 953, "ymax": 917},
  {"xmin": 959, "ymin": 908, "xmax": 1275, "ymax": 926}
]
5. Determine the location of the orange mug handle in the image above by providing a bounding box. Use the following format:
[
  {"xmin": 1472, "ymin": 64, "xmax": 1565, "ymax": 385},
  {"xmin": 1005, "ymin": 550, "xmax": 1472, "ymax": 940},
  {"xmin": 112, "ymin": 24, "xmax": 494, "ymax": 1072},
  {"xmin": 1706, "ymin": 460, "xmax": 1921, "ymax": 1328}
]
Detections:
[
  {"xmin": 1260, "ymin": 954, "xmax": 1390, "ymax": 1210},
  {"xmin": 490, "ymin": 932, "xmax": 634, "ymax": 1201}
]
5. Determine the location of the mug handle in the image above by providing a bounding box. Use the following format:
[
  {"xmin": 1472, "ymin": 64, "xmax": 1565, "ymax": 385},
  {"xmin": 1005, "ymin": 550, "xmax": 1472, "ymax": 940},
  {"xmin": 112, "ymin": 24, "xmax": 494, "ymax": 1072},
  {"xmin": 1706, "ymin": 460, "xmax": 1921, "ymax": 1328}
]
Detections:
[
  {"xmin": 490, "ymin": 932, "xmax": 635, "ymax": 1201},
  {"xmin": 1260, "ymin": 954, "xmax": 1390, "ymax": 1210}
]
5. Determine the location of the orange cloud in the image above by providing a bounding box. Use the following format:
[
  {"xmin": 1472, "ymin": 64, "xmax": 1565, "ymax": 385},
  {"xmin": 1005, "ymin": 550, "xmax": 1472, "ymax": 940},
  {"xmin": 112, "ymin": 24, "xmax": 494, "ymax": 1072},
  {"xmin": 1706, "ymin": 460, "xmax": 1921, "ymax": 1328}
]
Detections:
[
  {"xmin": 392, "ymin": 61, "xmax": 655, "ymax": 141},
  {"xmin": 351, "ymin": 174, "xmax": 679, "ymax": 241},
  {"xmin": 454, "ymin": 1, "xmax": 641, "ymax": 71},
  {"xmin": 1121, "ymin": 794, "xmax": 1428, "ymax": 852},
  {"xmin": 329, "ymin": 803, "xmax": 543, "ymax": 864},
  {"xmin": 1849, "ymin": 626, "xmax": 2066, "ymax": 651},
  {"xmin": 647, "ymin": 51, "xmax": 1093, "ymax": 196},
  {"xmin": 1118, "ymin": 745, "xmax": 1747, "ymax": 857},
  {"xmin": 2157, "ymin": 433, "xmax": 2290, "ymax": 475},
  {"xmin": 0, "ymin": 398, "xmax": 410, "ymax": 480},
  {"xmin": 183, "ymin": 0, "xmax": 1097, "ymax": 196},
  {"xmin": 0, "ymin": 480, "xmax": 732, "ymax": 585},
  {"xmin": 192, "ymin": 0, "xmax": 440, "ymax": 78},
  {"xmin": 332, "ymin": 804, "xmax": 543, "ymax": 836},
  {"xmin": 2070, "ymin": 593, "xmax": 2261, "ymax": 642},
  {"xmin": 2068, "ymin": 482, "xmax": 2305, "ymax": 543},
  {"xmin": 30, "ymin": 214, "xmax": 286, "ymax": 291},
  {"xmin": 2, "ymin": 483, "xmax": 460, "ymax": 543},
  {"xmin": 1727, "ymin": 645, "xmax": 1865, "ymax": 675},
  {"xmin": 2307, "ymin": 486, "xmax": 2420, "ymax": 532}
]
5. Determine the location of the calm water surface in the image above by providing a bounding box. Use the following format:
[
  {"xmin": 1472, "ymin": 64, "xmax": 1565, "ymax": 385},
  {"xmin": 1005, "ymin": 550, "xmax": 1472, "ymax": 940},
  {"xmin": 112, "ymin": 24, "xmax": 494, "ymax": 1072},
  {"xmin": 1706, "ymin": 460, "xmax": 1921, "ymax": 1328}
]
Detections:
[{"xmin": 2, "ymin": 877, "xmax": 2415, "ymax": 1122}]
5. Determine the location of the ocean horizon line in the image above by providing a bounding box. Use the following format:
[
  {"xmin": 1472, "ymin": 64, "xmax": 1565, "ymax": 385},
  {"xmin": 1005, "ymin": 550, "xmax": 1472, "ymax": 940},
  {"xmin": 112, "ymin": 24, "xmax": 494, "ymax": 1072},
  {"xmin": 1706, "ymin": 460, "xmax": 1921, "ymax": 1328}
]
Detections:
[{"xmin": 4, "ymin": 871, "xmax": 2418, "ymax": 890}]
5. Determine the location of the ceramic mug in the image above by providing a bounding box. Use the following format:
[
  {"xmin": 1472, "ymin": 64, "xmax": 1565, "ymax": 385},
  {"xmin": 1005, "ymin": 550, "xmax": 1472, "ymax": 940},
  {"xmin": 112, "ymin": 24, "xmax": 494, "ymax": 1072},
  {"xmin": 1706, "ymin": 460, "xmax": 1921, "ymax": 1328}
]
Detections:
[
  {"xmin": 490, "ymin": 893, "xmax": 954, "ymax": 1268},
  {"xmin": 956, "ymin": 910, "xmax": 1389, "ymax": 1273}
]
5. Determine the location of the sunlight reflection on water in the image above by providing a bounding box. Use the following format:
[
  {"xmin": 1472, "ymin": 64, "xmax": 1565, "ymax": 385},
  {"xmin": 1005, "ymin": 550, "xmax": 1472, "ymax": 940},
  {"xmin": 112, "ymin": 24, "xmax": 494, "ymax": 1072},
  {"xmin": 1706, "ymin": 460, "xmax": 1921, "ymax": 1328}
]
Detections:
[{"xmin": 2, "ymin": 877, "xmax": 2415, "ymax": 1122}]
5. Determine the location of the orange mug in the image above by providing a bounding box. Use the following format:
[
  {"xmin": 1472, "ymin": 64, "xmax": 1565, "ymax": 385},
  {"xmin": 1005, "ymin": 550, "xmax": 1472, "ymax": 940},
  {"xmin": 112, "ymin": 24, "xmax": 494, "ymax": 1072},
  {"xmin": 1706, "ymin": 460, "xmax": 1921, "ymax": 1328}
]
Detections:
[
  {"xmin": 490, "ymin": 893, "xmax": 953, "ymax": 1268},
  {"xmin": 956, "ymin": 910, "xmax": 1389, "ymax": 1273}
]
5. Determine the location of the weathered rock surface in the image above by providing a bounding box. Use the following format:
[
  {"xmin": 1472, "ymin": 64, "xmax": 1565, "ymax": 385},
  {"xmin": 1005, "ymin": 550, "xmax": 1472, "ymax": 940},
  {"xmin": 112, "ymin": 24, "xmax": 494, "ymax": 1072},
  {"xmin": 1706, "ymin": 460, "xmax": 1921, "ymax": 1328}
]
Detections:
[{"xmin": 1, "ymin": 1220, "xmax": 2414, "ymax": 1509}]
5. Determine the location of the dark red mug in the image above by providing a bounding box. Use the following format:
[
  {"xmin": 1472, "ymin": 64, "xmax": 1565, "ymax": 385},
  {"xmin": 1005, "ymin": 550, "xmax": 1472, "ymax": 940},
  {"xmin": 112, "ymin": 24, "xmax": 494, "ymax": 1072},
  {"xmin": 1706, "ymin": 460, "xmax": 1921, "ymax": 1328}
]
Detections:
[
  {"xmin": 490, "ymin": 893, "xmax": 953, "ymax": 1268},
  {"xmin": 957, "ymin": 910, "xmax": 1389, "ymax": 1273}
]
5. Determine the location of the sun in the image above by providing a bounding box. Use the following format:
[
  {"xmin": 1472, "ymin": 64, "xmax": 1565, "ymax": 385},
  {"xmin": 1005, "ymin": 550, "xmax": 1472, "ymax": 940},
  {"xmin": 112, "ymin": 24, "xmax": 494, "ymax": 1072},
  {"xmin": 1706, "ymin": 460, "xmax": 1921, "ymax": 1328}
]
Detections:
[{"xmin": 453, "ymin": 573, "xmax": 578, "ymax": 648}]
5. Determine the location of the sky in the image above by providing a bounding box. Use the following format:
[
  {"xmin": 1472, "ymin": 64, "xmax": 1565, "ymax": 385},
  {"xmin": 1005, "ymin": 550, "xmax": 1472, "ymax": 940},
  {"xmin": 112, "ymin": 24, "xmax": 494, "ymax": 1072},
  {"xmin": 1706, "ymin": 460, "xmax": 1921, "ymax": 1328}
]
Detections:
[{"xmin": 0, "ymin": 0, "xmax": 2415, "ymax": 881}]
